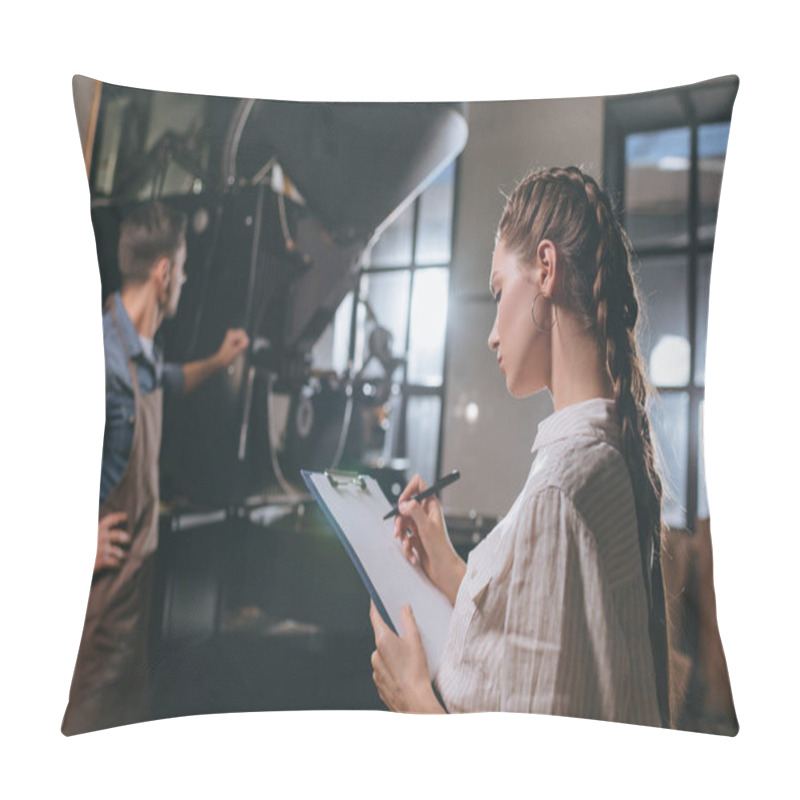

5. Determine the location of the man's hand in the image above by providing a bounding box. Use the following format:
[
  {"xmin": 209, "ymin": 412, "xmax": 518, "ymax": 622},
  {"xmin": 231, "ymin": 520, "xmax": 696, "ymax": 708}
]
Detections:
[
  {"xmin": 182, "ymin": 329, "xmax": 250, "ymax": 395},
  {"xmin": 94, "ymin": 512, "xmax": 129, "ymax": 573},
  {"xmin": 214, "ymin": 329, "xmax": 250, "ymax": 369}
]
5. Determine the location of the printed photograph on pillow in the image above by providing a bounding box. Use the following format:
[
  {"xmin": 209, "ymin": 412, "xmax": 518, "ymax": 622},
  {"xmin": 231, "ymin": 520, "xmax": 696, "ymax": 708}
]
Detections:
[{"xmin": 64, "ymin": 75, "xmax": 738, "ymax": 735}]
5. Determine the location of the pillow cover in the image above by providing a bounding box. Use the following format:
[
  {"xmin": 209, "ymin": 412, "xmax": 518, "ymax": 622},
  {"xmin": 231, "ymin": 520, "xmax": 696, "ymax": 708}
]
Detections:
[{"xmin": 64, "ymin": 74, "xmax": 738, "ymax": 735}]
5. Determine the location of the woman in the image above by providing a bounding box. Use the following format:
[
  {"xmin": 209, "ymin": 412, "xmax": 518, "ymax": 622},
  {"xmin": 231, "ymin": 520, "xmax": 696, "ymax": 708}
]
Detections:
[{"xmin": 369, "ymin": 165, "xmax": 670, "ymax": 727}]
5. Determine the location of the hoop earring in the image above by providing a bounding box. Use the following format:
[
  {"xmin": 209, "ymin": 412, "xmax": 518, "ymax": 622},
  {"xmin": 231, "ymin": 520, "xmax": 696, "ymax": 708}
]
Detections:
[{"xmin": 531, "ymin": 293, "xmax": 556, "ymax": 332}]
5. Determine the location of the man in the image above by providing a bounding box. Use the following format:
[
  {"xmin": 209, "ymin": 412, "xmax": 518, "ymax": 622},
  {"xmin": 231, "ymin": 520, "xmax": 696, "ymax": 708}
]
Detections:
[{"xmin": 63, "ymin": 202, "xmax": 249, "ymax": 735}]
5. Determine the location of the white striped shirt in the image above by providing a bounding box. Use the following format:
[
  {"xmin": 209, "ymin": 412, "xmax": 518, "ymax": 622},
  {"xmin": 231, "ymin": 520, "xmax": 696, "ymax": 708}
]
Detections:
[{"xmin": 435, "ymin": 398, "xmax": 661, "ymax": 726}]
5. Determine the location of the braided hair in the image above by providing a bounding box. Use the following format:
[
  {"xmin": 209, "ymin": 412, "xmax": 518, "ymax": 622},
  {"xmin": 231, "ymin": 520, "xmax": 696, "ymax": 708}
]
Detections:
[{"xmin": 498, "ymin": 166, "xmax": 671, "ymax": 727}]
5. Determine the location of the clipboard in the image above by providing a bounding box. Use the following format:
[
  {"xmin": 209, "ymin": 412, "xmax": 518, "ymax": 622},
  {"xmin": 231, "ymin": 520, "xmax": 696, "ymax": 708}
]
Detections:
[{"xmin": 301, "ymin": 469, "xmax": 453, "ymax": 680}]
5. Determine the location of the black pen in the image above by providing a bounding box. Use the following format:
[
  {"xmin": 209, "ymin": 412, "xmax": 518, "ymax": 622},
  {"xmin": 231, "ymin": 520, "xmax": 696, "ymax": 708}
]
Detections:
[{"xmin": 382, "ymin": 470, "xmax": 461, "ymax": 520}]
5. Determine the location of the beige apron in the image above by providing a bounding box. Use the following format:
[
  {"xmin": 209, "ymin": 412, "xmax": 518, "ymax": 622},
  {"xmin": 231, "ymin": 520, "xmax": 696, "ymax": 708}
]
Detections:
[{"xmin": 62, "ymin": 303, "xmax": 163, "ymax": 735}]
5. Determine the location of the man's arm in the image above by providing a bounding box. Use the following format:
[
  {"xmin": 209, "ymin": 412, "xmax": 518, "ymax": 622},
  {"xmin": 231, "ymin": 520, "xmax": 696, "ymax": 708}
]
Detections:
[
  {"xmin": 181, "ymin": 355, "xmax": 221, "ymax": 396},
  {"xmin": 180, "ymin": 328, "xmax": 250, "ymax": 396}
]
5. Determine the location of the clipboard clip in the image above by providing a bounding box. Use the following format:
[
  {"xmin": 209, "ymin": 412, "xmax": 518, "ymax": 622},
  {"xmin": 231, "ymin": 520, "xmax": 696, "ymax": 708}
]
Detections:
[{"xmin": 324, "ymin": 469, "xmax": 368, "ymax": 490}]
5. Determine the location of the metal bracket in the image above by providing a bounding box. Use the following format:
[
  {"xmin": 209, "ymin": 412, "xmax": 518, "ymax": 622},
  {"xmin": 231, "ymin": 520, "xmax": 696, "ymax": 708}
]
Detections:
[{"xmin": 324, "ymin": 469, "xmax": 367, "ymax": 490}]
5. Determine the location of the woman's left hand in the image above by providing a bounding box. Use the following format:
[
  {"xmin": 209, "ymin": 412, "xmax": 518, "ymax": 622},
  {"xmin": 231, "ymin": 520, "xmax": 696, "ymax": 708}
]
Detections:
[{"xmin": 369, "ymin": 601, "xmax": 445, "ymax": 714}]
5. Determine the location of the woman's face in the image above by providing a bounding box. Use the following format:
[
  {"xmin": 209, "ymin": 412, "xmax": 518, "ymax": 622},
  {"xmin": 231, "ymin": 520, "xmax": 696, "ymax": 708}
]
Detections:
[{"xmin": 487, "ymin": 239, "xmax": 551, "ymax": 398}]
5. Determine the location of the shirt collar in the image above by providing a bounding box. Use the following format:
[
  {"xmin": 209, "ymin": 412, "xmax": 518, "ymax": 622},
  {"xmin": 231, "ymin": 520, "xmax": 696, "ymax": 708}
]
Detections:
[{"xmin": 531, "ymin": 397, "xmax": 621, "ymax": 455}]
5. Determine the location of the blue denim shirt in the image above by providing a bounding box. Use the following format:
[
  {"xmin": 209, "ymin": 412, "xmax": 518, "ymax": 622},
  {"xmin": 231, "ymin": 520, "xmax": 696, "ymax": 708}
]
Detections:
[{"xmin": 100, "ymin": 292, "xmax": 184, "ymax": 508}]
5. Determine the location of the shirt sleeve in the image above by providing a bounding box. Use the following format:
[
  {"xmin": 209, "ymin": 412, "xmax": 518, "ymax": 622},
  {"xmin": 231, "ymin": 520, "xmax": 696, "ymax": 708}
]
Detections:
[
  {"xmin": 161, "ymin": 362, "xmax": 185, "ymax": 401},
  {"xmin": 499, "ymin": 486, "xmax": 608, "ymax": 717}
]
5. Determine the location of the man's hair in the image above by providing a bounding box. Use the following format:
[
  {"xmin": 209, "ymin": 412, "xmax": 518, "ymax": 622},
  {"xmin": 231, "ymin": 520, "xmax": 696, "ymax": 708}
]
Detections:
[{"xmin": 117, "ymin": 201, "xmax": 187, "ymax": 284}]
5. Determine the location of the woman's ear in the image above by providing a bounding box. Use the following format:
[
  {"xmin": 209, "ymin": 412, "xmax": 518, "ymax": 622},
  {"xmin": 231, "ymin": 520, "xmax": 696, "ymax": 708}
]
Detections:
[{"xmin": 536, "ymin": 239, "xmax": 558, "ymax": 297}]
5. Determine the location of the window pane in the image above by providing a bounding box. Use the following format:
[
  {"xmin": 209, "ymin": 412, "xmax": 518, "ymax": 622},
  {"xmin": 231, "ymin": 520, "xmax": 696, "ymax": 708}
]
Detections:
[
  {"xmin": 136, "ymin": 160, "xmax": 201, "ymax": 200},
  {"xmin": 415, "ymin": 162, "xmax": 455, "ymax": 265},
  {"xmin": 625, "ymin": 127, "xmax": 690, "ymax": 248},
  {"xmin": 649, "ymin": 391, "xmax": 689, "ymax": 529},
  {"xmin": 332, "ymin": 292, "xmax": 355, "ymax": 376},
  {"xmin": 636, "ymin": 255, "xmax": 690, "ymax": 387},
  {"xmin": 405, "ymin": 395, "xmax": 441, "ymax": 487},
  {"xmin": 698, "ymin": 398, "xmax": 709, "ymax": 519},
  {"xmin": 137, "ymin": 92, "xmax": 209, "ymax": 199},
  {"xmin": 310, "ymin": 291, "xmax": 353, "ymax": 375},
  {"xmin": 407, "ymin": 268, "xmax": 449, "ymax": 386},
  {"xmin": 695, "ymin": 254, "xmax": 712, "ymax": 385},
  {"xmin": 350, "ymin": 288, "xmax": 368, "ymax": 373},
  {"xmin": 93, "ymin": 94, "xmax": 130, "ymax": 195},
  {"xmin": 698, "ymin": 122, "xmax": 730, "ymax": 242},
  {"xmin": 369, "ymin": 203, "xmax": 414, "ymax": 266},
  {"xmin": 381, "ymin": 389, "xmax": 404, "ymax": 466},
  {"xmin": 360, "ymin": 272, "xmax": 410, "ymax": 380}
]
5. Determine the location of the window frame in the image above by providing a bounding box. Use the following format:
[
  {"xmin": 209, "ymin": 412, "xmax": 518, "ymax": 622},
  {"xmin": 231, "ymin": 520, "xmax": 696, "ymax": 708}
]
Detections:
[
  {"xmin": 344, "ymin": 158, "xmax": 461, "ymax": 484},
  {"xmin": 603, "ymin": 76, "xmax": 737, "ymax": 532}
]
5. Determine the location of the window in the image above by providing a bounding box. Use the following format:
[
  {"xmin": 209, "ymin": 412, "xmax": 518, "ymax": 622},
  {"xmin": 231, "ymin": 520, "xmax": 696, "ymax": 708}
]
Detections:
[
  {"xmin": 312, "ymin": 161, "xmax": 458, "ymax": 486},
  {"xmin": 604, "ymin": 76, "xmax": 737, "ymax": 531}
]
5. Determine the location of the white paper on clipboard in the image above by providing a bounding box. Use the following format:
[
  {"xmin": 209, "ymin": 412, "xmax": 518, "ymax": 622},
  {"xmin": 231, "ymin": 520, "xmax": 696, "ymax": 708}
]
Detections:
[{"xmin": 301, "ymin": 470, "xmax": 453, "ymax": 680}]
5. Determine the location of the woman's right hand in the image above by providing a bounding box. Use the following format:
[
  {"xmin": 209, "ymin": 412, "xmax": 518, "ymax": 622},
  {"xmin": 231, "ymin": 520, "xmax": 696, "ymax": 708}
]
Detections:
[{"xmin": 393, "ymin": 475, "xmax": 466, "ymax": 606}]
